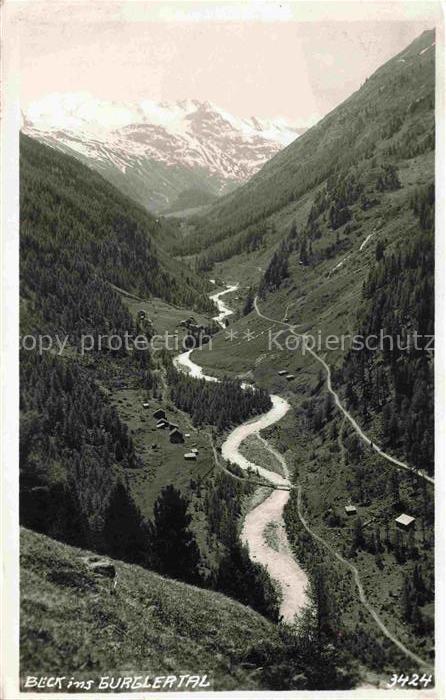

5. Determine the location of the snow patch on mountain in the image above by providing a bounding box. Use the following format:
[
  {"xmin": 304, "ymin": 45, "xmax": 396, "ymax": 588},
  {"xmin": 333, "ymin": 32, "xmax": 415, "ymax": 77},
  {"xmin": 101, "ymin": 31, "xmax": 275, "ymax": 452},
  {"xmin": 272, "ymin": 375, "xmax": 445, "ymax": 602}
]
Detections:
[
  {"xmin": 24, "ymin": 92, "xmax": 299, "ymax": 146},
  {"xmin": 22, "ymin": 93, "xmax": 304, "ymax": 211}
]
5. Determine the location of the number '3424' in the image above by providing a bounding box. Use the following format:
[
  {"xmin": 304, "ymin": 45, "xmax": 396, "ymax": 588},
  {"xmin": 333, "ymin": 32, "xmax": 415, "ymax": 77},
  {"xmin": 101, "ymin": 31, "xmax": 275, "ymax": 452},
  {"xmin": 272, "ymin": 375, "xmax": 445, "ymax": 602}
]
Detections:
[{"xmin": 387, "ymin": 673, "xmax": 433, "ymax": 688}]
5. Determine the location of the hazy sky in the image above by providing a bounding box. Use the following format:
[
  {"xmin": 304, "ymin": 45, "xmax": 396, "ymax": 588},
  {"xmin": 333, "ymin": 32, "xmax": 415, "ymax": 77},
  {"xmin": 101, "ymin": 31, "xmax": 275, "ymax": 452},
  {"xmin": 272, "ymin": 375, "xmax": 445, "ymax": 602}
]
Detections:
[{"xmin": 12, "ymin": 1, "xmax": 439, "ymax": 126}]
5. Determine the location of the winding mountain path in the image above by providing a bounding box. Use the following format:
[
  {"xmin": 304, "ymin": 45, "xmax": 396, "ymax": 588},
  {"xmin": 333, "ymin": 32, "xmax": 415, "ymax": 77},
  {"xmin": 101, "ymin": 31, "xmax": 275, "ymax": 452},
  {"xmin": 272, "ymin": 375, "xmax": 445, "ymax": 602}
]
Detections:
[
  {"xmin": 254, "ymin": 297, "xmax": 434, "ymax": 486},
  {"xmin": 260, "ymin": 430, "xmax": 434, "ymax": 671},
  {"xmin": 359, "ymin": 230, "xmax": 377, "ymax": 251},
  {"xmin": 295, "ymin": 483, "xmax": 433, "ymax": 670}
]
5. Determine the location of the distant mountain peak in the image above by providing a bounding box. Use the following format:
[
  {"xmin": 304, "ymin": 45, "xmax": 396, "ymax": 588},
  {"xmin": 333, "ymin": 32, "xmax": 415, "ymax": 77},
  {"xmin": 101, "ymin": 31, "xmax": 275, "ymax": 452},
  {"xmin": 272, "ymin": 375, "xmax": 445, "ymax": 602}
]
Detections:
[
  {"xmin": 22, "ymin": 93, "xmax": 304, "ymax": 212},
  {"xmin": 23, "ymin": 93, "xmax": 301, "ymax": 144}
]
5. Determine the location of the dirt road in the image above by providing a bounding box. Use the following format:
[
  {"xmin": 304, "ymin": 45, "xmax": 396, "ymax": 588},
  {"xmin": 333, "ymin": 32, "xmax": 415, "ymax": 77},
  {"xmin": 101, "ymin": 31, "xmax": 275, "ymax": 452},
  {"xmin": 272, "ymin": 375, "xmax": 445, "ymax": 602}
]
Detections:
[{"xmin": 254, "ymin": 297, "xmax": 434, "ymax": 486}]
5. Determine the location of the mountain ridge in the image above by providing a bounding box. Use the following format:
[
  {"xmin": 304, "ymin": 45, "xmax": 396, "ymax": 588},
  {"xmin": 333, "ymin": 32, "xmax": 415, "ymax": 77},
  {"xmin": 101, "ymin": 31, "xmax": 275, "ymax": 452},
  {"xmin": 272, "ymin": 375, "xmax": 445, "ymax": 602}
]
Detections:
[
  {"xmin": 181, "ymin": 28, "xmax": 435, "ymax": 267},
  {"xmin": 20, "ymin": 133, "xmax": 215, "ymax": 322},
  {"xmin": 22, "ymin": 94, "xmax": 304, "ymax": 213}
]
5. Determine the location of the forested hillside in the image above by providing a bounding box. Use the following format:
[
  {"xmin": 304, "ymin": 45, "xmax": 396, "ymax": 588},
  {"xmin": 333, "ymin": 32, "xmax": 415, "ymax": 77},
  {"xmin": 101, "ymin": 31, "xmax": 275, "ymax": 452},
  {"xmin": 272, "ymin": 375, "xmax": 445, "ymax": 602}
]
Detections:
[
  {"xmin": 19, "ymin": 135, "xmax": 214, "ymax": 567},
  {"xmin": 19, "ymin": 135, "xmax": 279, "ymax": 622},
  {"xmin": 20, "ymin": 134, "xmax": 215, "ymax": 331},
  {"xmin": 175, "ymin": 30, "xmax": 434, "ymax": 272},
  {"xmin": 167, "ymin": 365, "xmax": 271, "ymax": 430},
  {"xmin": 190, "ymin": 28, "xmax": 434, "ymax": 476},
  {"xmin": 340, "ymin": 183, "xmax": 434, "ymax": 473}
]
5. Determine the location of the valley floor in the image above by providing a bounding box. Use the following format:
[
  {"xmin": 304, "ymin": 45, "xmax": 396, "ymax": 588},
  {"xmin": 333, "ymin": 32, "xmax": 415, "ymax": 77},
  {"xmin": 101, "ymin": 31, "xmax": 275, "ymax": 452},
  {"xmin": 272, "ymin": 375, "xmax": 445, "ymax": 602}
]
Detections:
[{"xmin": 185, "ymin": 283, "xmax": 434, "ymax": 679}]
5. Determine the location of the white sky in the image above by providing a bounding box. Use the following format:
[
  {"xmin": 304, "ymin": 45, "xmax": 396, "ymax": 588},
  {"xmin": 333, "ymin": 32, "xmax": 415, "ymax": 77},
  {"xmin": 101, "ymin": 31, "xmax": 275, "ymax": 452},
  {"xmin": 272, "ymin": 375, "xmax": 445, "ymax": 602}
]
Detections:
[{"xmin": 10, "ymin": 0, "xmax": 440, "ymax": 126}]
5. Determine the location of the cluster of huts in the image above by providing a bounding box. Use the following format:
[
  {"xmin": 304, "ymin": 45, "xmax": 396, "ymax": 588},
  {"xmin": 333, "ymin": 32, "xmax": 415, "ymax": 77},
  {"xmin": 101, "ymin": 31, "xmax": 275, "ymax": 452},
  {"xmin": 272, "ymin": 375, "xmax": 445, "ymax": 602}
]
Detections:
[
  {"xmin": 276, "ymin": 365, "xmax": 417, "ymax": 533},
  {"xmin": 178, "ymin": 316, "xmax": 206, "ymax": 335},
  {"xmin": 344, "ymin": 503, "xmax": 416, "ymax": 530},
  {"xmin": 151, "ymin": 408, "xmax": 184, "ymax": 443},
  {"xmin": 144, "ymin": 405, "xmax": 200, "ymax": 461}
]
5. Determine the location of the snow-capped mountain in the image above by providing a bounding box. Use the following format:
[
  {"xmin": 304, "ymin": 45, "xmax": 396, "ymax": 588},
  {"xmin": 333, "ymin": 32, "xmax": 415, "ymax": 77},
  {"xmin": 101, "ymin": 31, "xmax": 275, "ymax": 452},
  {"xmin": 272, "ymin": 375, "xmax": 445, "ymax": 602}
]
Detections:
[{"xmin": 22, "ymin": 93, "xmax": 303, "ymax": 213}]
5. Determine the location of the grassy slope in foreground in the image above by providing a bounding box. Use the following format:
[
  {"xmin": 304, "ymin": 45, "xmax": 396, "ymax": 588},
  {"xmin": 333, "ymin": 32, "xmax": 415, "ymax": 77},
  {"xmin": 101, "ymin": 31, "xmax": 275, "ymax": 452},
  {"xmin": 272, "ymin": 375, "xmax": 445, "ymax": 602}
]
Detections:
[{"xmin": 20, "ymin": 529, "xmax": 278, "ymax": 691}]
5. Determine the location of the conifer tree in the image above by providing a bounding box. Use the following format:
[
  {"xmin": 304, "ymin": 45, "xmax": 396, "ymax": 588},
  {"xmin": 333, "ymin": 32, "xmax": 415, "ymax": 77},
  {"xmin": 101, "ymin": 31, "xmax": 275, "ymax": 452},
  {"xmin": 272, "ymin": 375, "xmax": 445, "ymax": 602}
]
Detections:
[
  {"xmin": 103, "ymin": 480, "xmax": 148, "ymax": 565},
  {"xmin": 150, "ymin": 485, "xmax": 201, "ymax": 584},
  {"xmin": 243, "ymin": 287, "xmax": 255, "ymax": 316}
]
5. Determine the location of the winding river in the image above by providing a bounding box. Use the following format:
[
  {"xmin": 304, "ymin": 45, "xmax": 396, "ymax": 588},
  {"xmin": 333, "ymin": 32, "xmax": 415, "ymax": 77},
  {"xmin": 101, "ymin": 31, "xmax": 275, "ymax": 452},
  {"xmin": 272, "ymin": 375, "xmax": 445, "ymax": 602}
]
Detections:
[
  {"xmin": 210, "ymin": 283, "xmax": 239, "ymax": 327},
  {"xmin": 173, "ymin": 284, "xmax": 434, "ymax": 671},
  {"xmin": 174, "ymin": 284, "xmax": 309, "ymax": 623}
]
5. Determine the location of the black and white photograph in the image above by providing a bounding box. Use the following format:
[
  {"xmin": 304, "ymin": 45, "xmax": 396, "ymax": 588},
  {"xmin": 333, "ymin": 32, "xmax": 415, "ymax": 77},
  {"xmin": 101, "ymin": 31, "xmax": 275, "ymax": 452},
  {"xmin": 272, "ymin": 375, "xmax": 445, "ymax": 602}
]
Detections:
[{"xmin": 0, "ymin": 0, "xmax": 443, "ymax": 697}]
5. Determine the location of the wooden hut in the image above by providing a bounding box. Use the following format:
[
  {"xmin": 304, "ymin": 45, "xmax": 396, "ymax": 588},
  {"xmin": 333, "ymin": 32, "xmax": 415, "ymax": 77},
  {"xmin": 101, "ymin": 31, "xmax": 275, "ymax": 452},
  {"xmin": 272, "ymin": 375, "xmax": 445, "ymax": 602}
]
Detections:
[
  {"xmin": 395, "ymin": 513, "xmax": 415, "ymax": 531},
  {"xmin": 169, "ymin": 428, "xmax": 184, "ymax": 444}
]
